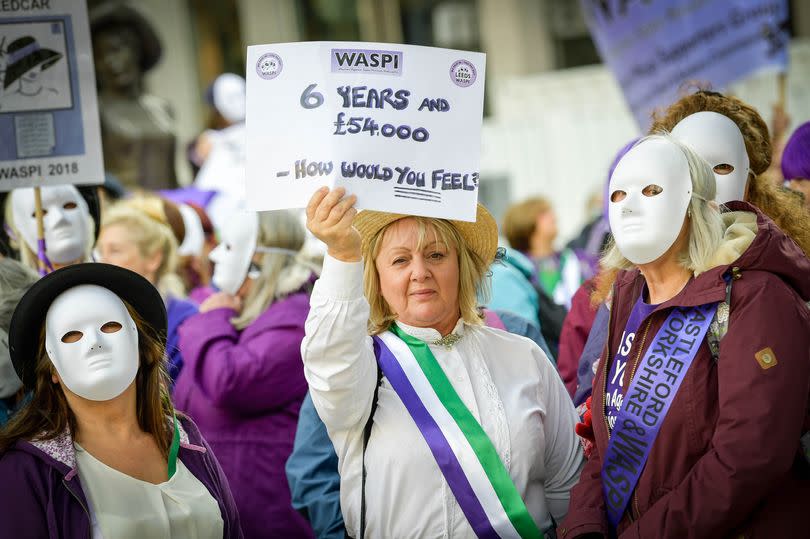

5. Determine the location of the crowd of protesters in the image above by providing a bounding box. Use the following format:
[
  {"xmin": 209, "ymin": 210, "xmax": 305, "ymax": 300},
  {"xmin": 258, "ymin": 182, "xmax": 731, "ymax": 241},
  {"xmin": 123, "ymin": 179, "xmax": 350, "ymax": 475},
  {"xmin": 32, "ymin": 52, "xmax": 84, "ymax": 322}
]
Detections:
[{"xmin": 0, "ymin": 60, "xmax": 806, "ymax": 539}]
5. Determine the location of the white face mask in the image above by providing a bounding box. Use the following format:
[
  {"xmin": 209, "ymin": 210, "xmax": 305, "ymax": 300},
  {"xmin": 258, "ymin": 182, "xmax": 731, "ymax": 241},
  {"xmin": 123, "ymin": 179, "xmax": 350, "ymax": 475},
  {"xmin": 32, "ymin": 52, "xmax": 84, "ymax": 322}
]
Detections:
[
  {"xmin": 11, "ymin": 186, "xmax": 91, "ymax": 264},
  {"xmin": 671, "ymin": 111, "xmax": 750, "ymax": 204},
  {"xmin": 608, "ymin": 139, "xmax": 693, "ymax": 265},
  {"xmin": 45, "ymin": 285, "xmax": 139, "ymax": 401},
  {"xmin": 209, "ymin": 211, "xmax": 259, "ymax": 295},
  {"xmin": 0, "ymin": 329, "xmax": 23, "ymax": 399},
  {"xmin": 177, "ymin": 204, "xmax": 205, "ymax": 257}
]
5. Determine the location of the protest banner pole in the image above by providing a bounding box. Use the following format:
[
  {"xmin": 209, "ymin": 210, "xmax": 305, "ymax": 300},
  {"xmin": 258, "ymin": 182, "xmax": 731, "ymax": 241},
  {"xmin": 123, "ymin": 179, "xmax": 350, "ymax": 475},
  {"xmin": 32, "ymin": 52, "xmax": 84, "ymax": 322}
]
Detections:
[
  {"xmin": 33, "ymin": 186, "xmax": 47, "ymax": 274},
  {"xmin": 777, "ymin": 72, "xmax": 787, "ymax": 112}
]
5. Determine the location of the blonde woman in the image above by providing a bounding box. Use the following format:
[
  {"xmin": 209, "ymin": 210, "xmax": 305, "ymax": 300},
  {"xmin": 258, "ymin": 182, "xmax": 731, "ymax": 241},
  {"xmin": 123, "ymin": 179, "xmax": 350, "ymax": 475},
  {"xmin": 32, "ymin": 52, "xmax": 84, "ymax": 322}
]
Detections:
[
  {"xmin": 172, "ymin": 209, "xmax": 319, "ymax": 539},
  {"xmin": 96, "ymin": 197, "xmax": 197, "ymax": 386},
  {"xmin": 302, "ymin": 187, "xmax": 583, "ymax": 538}
]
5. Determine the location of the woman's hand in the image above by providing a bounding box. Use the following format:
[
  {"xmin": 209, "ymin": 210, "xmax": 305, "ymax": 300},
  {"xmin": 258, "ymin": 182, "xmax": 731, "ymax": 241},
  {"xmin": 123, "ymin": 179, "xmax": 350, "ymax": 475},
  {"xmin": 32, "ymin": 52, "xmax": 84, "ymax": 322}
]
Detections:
[
  {"xmin": 306, "ymin": 187, "xmax": 361, "ymax": 262},
  {"xmin": 200, "ymin": 292, "xmax": 243, "ymax": 314}
]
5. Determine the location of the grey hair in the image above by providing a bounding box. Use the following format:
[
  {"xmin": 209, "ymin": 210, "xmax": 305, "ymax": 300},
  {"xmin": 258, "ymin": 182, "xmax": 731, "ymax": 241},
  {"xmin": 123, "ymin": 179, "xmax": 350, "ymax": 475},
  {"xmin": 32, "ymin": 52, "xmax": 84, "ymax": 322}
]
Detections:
[
  {"xmin": 232, "ymin": 210, "xmax": 321, "ymax": 330},
  {"xmin": 0, "ymin": 258, "xmax": 38, "ymax": 333},
  {"xmin": 601, "ymin": 133, "xmax": 725, "ymax": 275}
]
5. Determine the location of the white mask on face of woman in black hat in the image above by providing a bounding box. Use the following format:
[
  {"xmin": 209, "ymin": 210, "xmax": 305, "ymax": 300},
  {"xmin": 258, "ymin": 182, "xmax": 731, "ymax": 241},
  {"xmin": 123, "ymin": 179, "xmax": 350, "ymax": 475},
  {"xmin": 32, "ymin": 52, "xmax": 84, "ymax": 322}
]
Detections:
[
  {"xmin": 608, "ymin": 138, "xmax": 693, "ymax": 265},
  {"xmin": 45, "ymin": 285, "xmax": 139, "ymax": 401},
  {"xmin": 671, "ymin": 111, "xmax": 750, "ymax": 204},
  {"xmin": 0, "ymin": 329, "xmax": 23, "ymax": 398},
  {"xmin": 11, "ymin": 185, "xmax": 91, "ymax": 264}
]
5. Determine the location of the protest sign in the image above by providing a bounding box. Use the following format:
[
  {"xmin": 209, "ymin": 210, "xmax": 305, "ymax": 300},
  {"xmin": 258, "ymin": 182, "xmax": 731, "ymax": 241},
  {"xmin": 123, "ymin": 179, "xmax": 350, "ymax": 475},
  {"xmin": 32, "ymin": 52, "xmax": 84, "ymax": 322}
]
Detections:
[
  {"xmin": 246, "ymin": 42, "xmax": 486, "ymax": 222},
  {"xmin": 581, "ymin": 0, "xmax": 789, "ymax": 129},
  {"xmin": 0, "ymin": 0, "xmax": 103, "ymax": 191}
]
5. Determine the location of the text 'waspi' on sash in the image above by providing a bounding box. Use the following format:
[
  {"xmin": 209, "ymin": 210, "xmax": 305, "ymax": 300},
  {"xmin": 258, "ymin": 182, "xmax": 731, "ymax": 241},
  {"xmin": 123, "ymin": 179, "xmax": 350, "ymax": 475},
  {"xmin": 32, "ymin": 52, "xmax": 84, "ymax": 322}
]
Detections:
[{"xmin": 601, "ymin": 303, "xmax": 717, "ymax": 528}]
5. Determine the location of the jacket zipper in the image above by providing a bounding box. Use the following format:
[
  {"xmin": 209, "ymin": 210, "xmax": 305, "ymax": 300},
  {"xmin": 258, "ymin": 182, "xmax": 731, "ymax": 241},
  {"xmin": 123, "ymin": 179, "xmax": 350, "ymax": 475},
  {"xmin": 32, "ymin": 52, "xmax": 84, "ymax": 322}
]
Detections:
[
  {"xmin": 627, "ymin": 319, "xmax": 652, "ymax": 523},
  {"xmin": 62, "ymin": 478, "xmax": 92, "ymax": 539},
  {"xmin": 603, "ymin": 314, "xmax": 653, "ymax": 525}
]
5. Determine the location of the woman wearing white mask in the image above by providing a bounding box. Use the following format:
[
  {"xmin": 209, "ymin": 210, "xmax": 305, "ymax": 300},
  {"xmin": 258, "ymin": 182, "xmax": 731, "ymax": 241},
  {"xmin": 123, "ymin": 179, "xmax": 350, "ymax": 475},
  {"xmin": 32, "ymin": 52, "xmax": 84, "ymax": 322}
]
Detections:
[
  {"xmin": 650, "ymin": 89, "xmax": 810, "ymax": 257},
  {"xmin": 0, "ymin": 263, "xmax": 243, "ymax": 538},
  {"xmin": 3, "ymin": 185, "xmax": 99, "ymax": 274},
  {"xmin": 172, "ymin": 209, "xmax": 319, "ymax": 539},
  {"xmin": 561, "ymin": 135, "xmax": 810, "ymax": 538},
  {"xmin": 0, "ymin": 258, "xmax": 37, "ymax": 425}
]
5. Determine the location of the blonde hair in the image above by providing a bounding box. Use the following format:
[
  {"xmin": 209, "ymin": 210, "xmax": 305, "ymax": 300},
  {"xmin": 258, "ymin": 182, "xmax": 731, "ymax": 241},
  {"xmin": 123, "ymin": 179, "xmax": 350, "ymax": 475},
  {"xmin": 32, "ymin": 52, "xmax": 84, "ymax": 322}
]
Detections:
[
  {"xmin": 502, "ymin": 197, "xmax": 551, "ymax": 253},
  {"xmin": 363, "ymin": 217, "xmax": 490, "ymax": 335},
  {"xmin": 102, "ymin": 197, "xmax": 184, "ymax": 298},
  {"xmin": 232, "ymin": 210, "xmax": 319, "ymax": 330},
  {"xmin": 3, "ymin": 196, "xmax": 95, "ymax": 272},
  {"xmin": 600, "ymin": 134, "xmax": 725, "ymax": 275}
]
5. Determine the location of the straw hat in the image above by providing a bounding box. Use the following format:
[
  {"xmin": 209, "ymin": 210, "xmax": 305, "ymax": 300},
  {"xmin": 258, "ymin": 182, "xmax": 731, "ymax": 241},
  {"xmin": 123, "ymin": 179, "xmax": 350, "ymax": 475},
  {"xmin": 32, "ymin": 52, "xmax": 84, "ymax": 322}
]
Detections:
[{"xmin": 353, "ymin": 203, "xmax": 499, "ymax": 265}]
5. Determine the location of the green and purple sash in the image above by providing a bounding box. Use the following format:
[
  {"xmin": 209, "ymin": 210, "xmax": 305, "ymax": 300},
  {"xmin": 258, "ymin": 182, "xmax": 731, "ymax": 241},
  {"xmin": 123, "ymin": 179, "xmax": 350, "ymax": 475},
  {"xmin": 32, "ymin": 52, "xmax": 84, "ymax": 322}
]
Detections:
[
  {"xmin": 373, "ymin": 325, "xmax": 542, "ymax": 539},
  {"xmin": 602, "ymin": 303, "xmax": 717, "ymax": 527}
]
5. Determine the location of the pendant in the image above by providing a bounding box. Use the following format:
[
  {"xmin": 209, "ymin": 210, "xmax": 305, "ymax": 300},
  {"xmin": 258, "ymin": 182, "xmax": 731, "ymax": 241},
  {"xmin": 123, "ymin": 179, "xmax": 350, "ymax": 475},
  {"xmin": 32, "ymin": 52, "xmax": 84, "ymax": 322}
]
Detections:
[{"xmin": 432, "ymin": 333, "xmax": 462, "ymax": 349}]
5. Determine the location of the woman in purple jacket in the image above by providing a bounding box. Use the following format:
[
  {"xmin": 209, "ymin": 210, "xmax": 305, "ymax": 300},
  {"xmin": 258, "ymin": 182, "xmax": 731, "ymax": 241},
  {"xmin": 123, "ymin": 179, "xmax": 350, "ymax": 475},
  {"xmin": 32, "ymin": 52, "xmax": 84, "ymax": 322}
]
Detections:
[
  {"xmin": 173, "ymin": 209, "xmax": 318, "ymax": 538},
  {"xmin": 0, "ymin": 263, "xmax": 242, "ymax": 538}
]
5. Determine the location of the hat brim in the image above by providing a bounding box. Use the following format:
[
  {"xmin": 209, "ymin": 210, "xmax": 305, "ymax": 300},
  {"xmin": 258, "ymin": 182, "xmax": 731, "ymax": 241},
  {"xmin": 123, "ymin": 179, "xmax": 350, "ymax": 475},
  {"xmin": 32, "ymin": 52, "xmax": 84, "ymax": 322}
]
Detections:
[
  {"xmin": 353, "ymin": 203, "xmax": 499, "ymax": 265},
  {"xmin": 3, "ymin": 49, "xmax": 62, "ymax": 89},
  {"xmin": 9, "ymin": 263, "xmax": 167, "ymax": 388}
]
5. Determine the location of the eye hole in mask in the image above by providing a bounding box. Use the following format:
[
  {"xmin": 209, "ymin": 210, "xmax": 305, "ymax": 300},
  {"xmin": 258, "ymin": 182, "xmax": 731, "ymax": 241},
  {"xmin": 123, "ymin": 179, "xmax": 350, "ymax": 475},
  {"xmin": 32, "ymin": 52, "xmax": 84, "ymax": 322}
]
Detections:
[
  {"xmin": 642, "ymin": 184, "xmax": 663, "ymax": 197},
  {"xmin": 63, "ymin": 201, "xmax": 78, "ymax": 210},
  {"xmin": 247, "ymin": 262, "xmax": 262, "ymax": 280},
  {"xmin": 713, "ymin": 163, "xmax": 734, "ymax": 175},
  {"xmin": 610, "ymin": 190, "xmax": 627, "ymax": 202},
  {"xmin": 61, "ymin": 330, "xmax": 83, "ymax": 343},
  {"xmin": 30, "ymin": 209, "xmax": 49, "ymax": 219},
  {"xmin": 101, "ymin": 321, "xmax": 122, "ymax": 334}
]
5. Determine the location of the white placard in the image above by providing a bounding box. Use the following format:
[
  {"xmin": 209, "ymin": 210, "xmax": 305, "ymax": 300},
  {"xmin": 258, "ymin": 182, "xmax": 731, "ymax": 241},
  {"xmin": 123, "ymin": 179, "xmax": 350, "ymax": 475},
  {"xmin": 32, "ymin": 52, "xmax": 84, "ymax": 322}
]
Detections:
[
  {"xmin": 246, "ymin": 42, "xmax": 486, "ymax": 222},
  {"xmin": 0, "ymin": 0, "xmax": 103, "ymax": 191}
]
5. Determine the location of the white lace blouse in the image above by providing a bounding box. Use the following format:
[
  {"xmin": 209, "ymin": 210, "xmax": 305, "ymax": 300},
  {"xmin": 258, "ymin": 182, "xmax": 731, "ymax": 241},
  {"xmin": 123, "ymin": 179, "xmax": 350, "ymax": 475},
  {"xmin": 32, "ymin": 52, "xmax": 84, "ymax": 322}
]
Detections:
[{"xmin": 301, "ymin": 255, "xmax": 584, "ymax": 538}]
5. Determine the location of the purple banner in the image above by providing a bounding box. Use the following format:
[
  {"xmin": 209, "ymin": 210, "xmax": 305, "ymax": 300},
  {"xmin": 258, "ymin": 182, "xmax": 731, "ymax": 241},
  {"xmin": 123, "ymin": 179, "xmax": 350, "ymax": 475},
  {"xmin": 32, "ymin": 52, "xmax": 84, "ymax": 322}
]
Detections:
[
  {"xmin": 331, "ymin": 48, "xmax": 403, "ymax": 76},
  {"xmin": 581, "ymin": 0, "xmax": 789, "ymax": 128},
  {"xmin": 372, "ymin": 336, "xmax": 498, "ymax": 538},
  {"xmin": 601, "ymin": 302, "xmax": 718, "ymax": 527}
]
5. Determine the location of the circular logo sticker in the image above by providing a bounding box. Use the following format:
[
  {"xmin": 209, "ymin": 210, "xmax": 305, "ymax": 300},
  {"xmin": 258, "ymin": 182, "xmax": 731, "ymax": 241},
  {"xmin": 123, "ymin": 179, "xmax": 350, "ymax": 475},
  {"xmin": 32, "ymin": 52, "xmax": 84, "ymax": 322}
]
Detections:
[
  {"xmin": 256, "ymin": 53, "xmax": 283, "ymax": 80},
  {"xmin": 450, "ymin": 60, "xmax": 476, "ymax": 88}
]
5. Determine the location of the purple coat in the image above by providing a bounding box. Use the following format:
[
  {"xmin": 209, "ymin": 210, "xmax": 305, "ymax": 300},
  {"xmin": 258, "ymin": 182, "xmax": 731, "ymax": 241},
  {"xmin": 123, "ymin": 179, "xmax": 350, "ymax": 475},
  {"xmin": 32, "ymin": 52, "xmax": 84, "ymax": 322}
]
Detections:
[
  {"xmin": 0, "ymin": 416, "xmax": 243, "ymax": 538},
  {"xmin": 173, "ymin": 290, "xmax": 314, "ymax": 539}
]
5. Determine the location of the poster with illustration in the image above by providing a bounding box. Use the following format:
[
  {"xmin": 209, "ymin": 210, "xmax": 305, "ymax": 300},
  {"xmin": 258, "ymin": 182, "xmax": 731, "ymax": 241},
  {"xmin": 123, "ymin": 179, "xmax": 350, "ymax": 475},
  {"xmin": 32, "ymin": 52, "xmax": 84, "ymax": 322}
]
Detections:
[{"xmin": 0, "ymin": 0, "xmax": 103, "ymax": 190}]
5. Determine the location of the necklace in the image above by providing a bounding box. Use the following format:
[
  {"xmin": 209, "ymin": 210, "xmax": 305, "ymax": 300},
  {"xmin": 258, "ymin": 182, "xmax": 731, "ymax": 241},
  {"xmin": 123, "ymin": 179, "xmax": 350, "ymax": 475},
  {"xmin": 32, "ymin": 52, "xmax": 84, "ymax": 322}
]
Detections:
[{"xmin": 432, "ymin": 333, "xmax": 463, "ymax": 349}]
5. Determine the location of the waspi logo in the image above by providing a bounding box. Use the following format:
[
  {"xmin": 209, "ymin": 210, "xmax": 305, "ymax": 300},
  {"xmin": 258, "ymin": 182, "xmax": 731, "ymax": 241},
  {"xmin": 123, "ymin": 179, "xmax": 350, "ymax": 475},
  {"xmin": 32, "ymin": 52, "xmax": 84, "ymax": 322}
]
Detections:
[{"xmin": 331, "ymin": 48, "xmax": 403, "ymax": 75}]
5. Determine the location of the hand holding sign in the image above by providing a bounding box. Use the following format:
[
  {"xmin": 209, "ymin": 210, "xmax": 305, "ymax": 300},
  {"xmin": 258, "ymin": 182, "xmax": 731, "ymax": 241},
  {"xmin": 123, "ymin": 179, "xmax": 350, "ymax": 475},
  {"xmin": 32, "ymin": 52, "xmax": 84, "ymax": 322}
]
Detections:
[
  {"xmin": 246, "ymin": 42, "xmax": 486, "ymax": 222},
  {"xmin": 306, "ymin": 187, "xmax": 361, "ymax": 263}
]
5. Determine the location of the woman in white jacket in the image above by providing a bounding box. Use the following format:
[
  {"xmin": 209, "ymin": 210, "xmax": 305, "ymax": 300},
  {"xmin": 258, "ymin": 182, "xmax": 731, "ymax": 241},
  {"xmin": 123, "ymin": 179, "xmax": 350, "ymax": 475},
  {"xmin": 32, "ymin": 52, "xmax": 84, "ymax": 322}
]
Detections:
[{"xmin": 301, "ymin": 187, "xmax": 583, "ymax": 539}]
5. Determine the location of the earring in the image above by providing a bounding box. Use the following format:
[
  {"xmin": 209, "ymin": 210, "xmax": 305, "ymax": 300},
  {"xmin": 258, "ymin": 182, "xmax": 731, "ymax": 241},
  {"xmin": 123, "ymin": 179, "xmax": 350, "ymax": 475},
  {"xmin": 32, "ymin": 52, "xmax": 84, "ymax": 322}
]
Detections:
[{"xmin": 687, "ymin": 207, "xmax": 692, "ymax": 218}]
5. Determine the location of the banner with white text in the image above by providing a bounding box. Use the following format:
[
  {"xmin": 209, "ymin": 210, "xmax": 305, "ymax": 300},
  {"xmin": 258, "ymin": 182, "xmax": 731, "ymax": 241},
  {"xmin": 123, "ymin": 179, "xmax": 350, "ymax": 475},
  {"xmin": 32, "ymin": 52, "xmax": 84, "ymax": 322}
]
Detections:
[{"xmin": 581, "ymin": 0, "xmax": 789, "ymax": 129}]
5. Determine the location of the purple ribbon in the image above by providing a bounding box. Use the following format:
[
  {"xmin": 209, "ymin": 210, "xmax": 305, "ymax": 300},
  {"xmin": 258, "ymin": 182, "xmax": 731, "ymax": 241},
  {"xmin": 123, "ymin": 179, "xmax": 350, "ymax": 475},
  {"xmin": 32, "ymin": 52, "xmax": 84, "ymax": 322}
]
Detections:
[
  {"xmin": 8, "ymin": 42, "xmax": 41, "ymax": 66},
  {"xmin": 601, "ymin": 303, "xmax": 717, "ymax": 528},
  {"xmin": 372, "ymin": 336, "xmax": 499, "ymax": 538},
  {"xmin": 37, "ymin": 238, "xmax": 54, "ymax": 276}
]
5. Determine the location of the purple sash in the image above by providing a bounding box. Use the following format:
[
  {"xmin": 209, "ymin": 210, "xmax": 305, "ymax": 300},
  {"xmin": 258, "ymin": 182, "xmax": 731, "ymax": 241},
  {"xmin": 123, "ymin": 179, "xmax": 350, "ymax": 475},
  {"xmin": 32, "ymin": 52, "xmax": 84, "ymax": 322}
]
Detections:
[{"xmin": 601, "ymin": 303, "xmax": 717, "ymax": 527}]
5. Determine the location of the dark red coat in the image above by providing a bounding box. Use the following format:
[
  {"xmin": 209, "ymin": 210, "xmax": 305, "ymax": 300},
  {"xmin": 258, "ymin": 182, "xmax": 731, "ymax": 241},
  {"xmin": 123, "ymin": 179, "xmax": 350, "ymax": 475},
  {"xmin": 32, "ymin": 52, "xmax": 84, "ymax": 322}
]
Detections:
[{"xmin": 561, "ymin": 202, "xmax": 810, "ymax": 538}]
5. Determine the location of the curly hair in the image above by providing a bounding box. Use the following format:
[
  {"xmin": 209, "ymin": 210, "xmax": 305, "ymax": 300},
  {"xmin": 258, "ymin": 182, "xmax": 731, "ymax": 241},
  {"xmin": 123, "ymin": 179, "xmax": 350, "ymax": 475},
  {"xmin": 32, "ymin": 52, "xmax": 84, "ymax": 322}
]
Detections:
[{"xmin": 649, "ymin": 89, "xmax": 810, "ymax": 258}]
